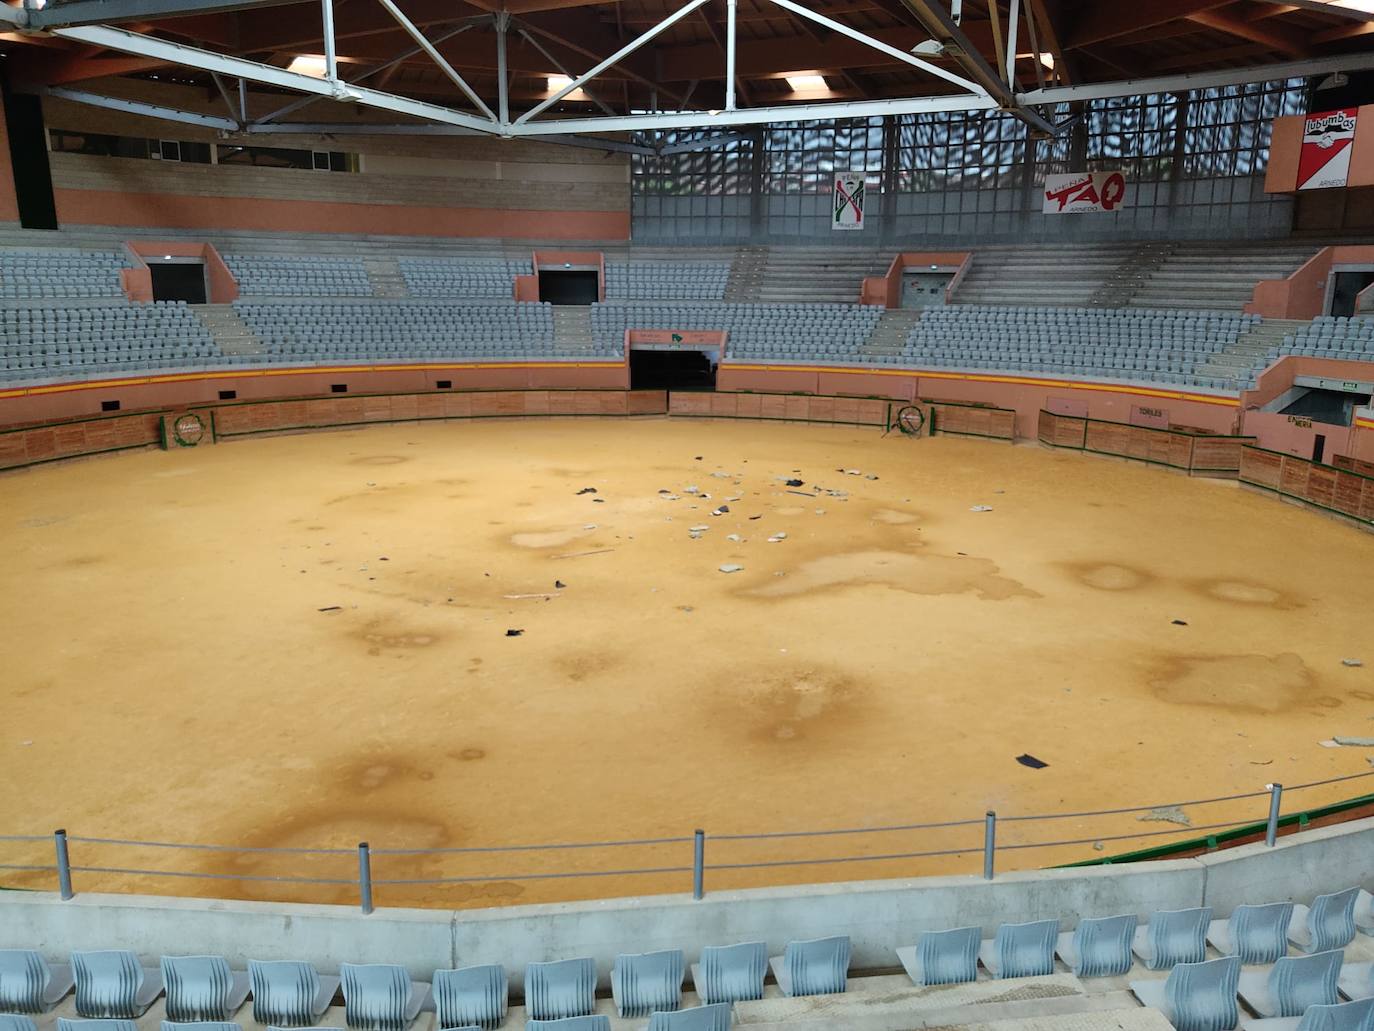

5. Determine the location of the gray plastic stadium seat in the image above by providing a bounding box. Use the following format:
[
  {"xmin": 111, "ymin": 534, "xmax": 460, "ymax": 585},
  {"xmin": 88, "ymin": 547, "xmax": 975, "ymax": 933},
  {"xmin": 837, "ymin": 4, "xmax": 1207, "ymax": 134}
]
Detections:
[
  {"xmin": 161, "ymin": 1022, "xmax": 243, "ymax": 1031},
  {"xmin": 1291, "ymin": 890, "xmax": 1360, "ymax": 954},
  {"xmin": 0, "ymin": 949, "xmax": 75, "ymax": 1011},
  {"xmin": 58, "ymin": 1021, "xmax": 139, "ymax": 1031},
  {"xmin": 71, "ymin": 951, "xmax": 164, "ymax": 1018},
  {"xmin": 339, "ymin": 963, "xmax": 428, "ymax": 1030},
  {"xmin": 1239, "ymin": 949, "xmax": 1342, "ymax": 1018},
  {"xmin": 646, "ymin": 1003, "xmax": 732, "ymax": 1031},
  {"xmin": 524, "ymin": 1019, "xmax": 610, "ymax": 1031},
  {"xmin": 249, "ymin": 960, "xmax": 339, "ymax": 1027},
  {"xmin": 1131, "ymin": 955, "xmax": 1242, "ymax": 1031},
  {"xmin": 1133, "ymin": 907, "xmax": 1212, "ymax": 970},
  {"xmin": 524, "ymin": 959, "xmax": 596, "ymax": 1021},
  {"xmin": 691, "ymin": 943, "xmax": 766, "ymax": 1005},
  {"xmin": 161, "ymin": 956, "xmax": 250, "ymax": 1021},
  {"xmin": 432, "ymin": 966, "xmax": 507, "ymax": 1030},
  {"xmin": 0, "ymin": 1018, "xmax": 37, "ymax": 1031},
  {"xmin": 267, "ymin": 1026, "xmax": 343, "ymax": 1031},
  {"xmin": 1208, "ymin": 904, "xmax": 1295, "ymax": 965},
  {"xmin": 1237, "ymin": 998, "xmax": 1374, "ymax": 1031},
  {"xmin": 978, "ymin": 920, "xmax": 1057, "ymax": 979},
  {"xmin": 1055, "ymin": 914, "xmax": 1138, "ymax": 977},
  {"xmin": 895, "ymin": 926, "xmax": 979, "ymax": 986},
  {"xmin": 768, "ymin": 936, "xmax": 849, "ymax": 997},
  {"xmin": 611, "ymin": 950, "xmax": 683, "ymax": 1017}
]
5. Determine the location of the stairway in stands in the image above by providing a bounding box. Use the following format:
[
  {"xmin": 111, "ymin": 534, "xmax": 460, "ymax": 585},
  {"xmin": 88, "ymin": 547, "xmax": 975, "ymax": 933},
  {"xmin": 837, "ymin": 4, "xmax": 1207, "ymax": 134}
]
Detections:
[
  {"xmin": 1089, "ymin": 242, "xmax": 1176, "ymax": 307},
  {"xmin": 1194, "ymin": 318, "xmax": 1306, "ymax": 387},
  {"xmin": 193, "ymin": 304, "xmax": 263, "ymax": 358},
  {"xmin": 552, "ymin": 306, "xmax": 597, "ymax": 355},
  {"xmin": 1129, "ymin": 241, "xmax": 1317, "ymax": 309},
  {"xmin": 954, "ymin": 243, "xmax": 1143, "ymax": 307},
  {"xmin": 754, "ymin": 247, "xmax": 890, "ymax": 303},
  {"xmin": 364, "ymin": 257, "xmax": 409, "ymax": 298},
  {"xmin": 725, "ymin": 246, "xmax": 767, "ymax": 301},
  {"xmin": 860, "ymin": 308, "xmax": 921, "ymax": 360}
]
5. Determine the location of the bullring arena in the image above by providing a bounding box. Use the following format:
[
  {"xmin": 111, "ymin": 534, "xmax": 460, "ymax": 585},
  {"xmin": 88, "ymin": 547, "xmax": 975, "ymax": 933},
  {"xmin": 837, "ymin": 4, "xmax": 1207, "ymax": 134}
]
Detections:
[{"xmin": 6, "ymin": 3, "xmax": 1374, "ymax": 1028}]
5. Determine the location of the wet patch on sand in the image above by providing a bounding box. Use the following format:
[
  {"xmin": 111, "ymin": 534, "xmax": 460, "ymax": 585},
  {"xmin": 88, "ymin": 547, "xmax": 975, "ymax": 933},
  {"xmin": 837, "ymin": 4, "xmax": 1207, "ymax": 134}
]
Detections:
[
  {"xmin": 510, "ymin": 527, "xmax": 596, "ymax": 549},
  {"xmin": 871, "ymin": 508, "xmax": 923, "ymax": 526},
  {"xmin": 746, "ymin": 550, "xmax": 1037, "ymax": 602},
  {"xmin": 1188, "ymin": 578, "xmax": 1301, "ymax": 609},
  {"xmin": 348, "ymin": 455, "xmax": 409, "ymax": 466},
  {"xmin": 347, "ymin": 618, "xmax": 446, "ymax": 656},
  {"xmin": 556, "ymin": 650, "xmax": 622, "ymax": 683},
  {"xmin": 724, "ymin": 667, "xmax": 870, "ymax": 744},
  {"xmin": 1147, "ymin": 652, "xmax": 1335, "ymax": 713},
  {"xmin": 341, "ymin": 756, "xmax": 436, "ymax": 791},
  {"xmin": 449, "ymin": 747, "xmax": 486, "ymax": 761},
  {"xmin": 1061, "ymin": 561, "xmax": 1154, "ymax": 592}
]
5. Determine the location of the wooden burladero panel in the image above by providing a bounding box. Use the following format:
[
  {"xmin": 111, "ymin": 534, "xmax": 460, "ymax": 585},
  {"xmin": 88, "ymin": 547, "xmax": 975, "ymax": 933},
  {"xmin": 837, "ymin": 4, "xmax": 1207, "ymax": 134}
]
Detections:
[
  {"xmin": 930, "ymin": 403, "xmax": 1015, "ymax": 440},
  {"xmin": 1038, "ymin": 409, "xmax": 1250, "ymax": 477},
  {"xmin": 668, "ymin": 391, "xmax": 892, "ymax": 426},
  {"xmin": 0, "ymin": 410, "xmax": 164, "ymax": 471},
  {"xmin": 1242, "ymin": 446, "xmax": 1374, "ymax": 526},
  {"xmin": 211, "ymin": 389, "xmax": 669, "ymax": 437}
]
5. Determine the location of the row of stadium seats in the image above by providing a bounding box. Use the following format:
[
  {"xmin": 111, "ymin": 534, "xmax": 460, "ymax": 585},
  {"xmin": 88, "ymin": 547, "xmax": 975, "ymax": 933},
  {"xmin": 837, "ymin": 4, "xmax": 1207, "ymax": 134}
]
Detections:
[
  {"xmin": 222, "ymin": 255, "xmax": 372, "ymax": 298},
  {"xmin": 900, "ymin": 306, "xmax": 1261, "ymax": 389},
  {"xmin": 4, "ymin": 888, "xmax": 1374, "ymax": 1031},
  {"xmin": 0, "ymin": 302, "xmax": 218, "ymax": 380},
  {"xmin": 603, "ymin": 262, "xmax": 730, "ymax": 301},
  {"xmin": 1278, "ymin": 317, "xmax": 1374, "ymax": 363},
  {"xmin": 590, "ymin": 302, "xmax": 884, "ymax": 361},
  {"xmin": 0, "ymin": 250, "xmax": 128, "ymax": 299},
  {"xmin": 398, "ymin": 258, "xmax": 532, "ymax": 300},
  {"xmin": 230, "ymin": 301, "xmax": 616, "ymax": 362}
]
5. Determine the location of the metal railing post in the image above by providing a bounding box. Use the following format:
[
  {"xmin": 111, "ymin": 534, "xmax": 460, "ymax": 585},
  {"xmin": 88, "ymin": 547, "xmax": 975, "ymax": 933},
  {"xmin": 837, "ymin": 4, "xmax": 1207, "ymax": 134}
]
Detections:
[
  {"xmin": 692, "ymin": 829, "xmax": 705, "ymax": 900},
  {"xmin": 983, "ymin": 811, "xmax": 996, "ymax": 880},
  {"xmin": 54, "ymin": 829, "xmax": 73, "ymax": 900},
  {"xmin": 1265, "ymin": 783, "xmax": 1284, "ymax": 847},
  {"xmin": 358, "ymin": 842, "xmax": 374, "ymax": 914}
]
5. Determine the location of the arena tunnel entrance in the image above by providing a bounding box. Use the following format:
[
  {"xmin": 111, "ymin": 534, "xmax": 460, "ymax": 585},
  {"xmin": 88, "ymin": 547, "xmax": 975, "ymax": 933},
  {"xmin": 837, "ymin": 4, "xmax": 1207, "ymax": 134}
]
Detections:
[
  {"xmin": 148, "ymin": 259, "xmax": 208, "ymax": 304},
  {"xmin": 630, "ymin": 347, "xmax": 717, "ymax": 390},
  {"xmin": 538, "ymin": 269, "xmax": 599, "ymax": 305}
]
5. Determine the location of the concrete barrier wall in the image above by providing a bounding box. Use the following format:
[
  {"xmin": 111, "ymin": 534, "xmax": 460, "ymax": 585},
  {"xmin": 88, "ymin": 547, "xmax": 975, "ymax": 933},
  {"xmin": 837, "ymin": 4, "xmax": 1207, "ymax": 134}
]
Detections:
[{"xmin": 4, "ymin": 817, "xmax": 1372, "ymax": 990}]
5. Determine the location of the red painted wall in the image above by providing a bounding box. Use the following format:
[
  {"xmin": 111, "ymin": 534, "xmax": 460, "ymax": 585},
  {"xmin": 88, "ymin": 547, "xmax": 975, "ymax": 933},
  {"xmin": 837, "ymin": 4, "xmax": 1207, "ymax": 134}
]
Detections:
[
  {"xmin": 53, "ymin": 189, "xmax": 630, "ymax": 241},
  {"xmin": 0, "ymin": 94, "xmax": 21, "ymax": 223}
]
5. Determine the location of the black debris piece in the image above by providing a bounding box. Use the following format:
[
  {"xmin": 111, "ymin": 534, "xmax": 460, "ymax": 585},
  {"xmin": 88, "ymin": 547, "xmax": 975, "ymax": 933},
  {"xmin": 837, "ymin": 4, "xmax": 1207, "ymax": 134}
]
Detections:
[
  {"xmin": 785, "ymin": 478, "xmax": 805, "ymax": 487},
  {"xmin": 555, "ymin": 580, "xmax": 566, "ymax": 589},
  {"xmin": 317, "ymin": 606, "xmax": 342, "ymax": 613},
  {"xmin": 749, "ymin": 515, "xmax": 762, "ymax": 520},
  {"xmin": 592, "ymin": 498, "xmax": 605, "ymax": 503},
  {"xmin": 786, "ymin": 490, "xmax": 817, "ymax": 497},
  {"xmin": 505, "ymin": 629, "xmax": 524, "ymax": 637},
  {"xmin": 1016, "ymin": 754, "xmax": 1049, "ymax": 769},
  {"xmin": 1171, "ymin": 619, "xmax": 1188, "ymax": 626},
  {"xmin": 576, "ymin": 487, "xmax": 598, "ymax": 495}
]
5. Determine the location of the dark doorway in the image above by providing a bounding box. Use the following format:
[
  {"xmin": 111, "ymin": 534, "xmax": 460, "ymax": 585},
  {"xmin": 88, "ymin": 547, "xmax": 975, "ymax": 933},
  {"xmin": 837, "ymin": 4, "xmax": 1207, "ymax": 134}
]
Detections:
[
  {"xmin": 630, "ymin": 348, "xmax": 716, "ymax": 390},
  {"xmin": 1313, "ymin": 434, "xmax": 1326, "ymax": 464},
  {"xmin": 150, "ymin": 262, "xmax": 207, "ymax": 303},
  {"xmin": 1331, "ymin": 271, "xmax": 1374, "ymax": 317},
  {"xmin": 2, "ymin": 81, "xmax": 58, "ymax": 230},
  {"xmin": 538, "ymin": 270, "xmax": 598, "ymax": 305}
]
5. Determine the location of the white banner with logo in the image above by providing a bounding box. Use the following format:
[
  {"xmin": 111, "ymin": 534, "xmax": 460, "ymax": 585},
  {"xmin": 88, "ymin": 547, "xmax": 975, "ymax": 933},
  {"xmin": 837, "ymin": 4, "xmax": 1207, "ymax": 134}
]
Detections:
[
  {"xmin": 1043, "ymin": 171, "xmax": 1127, "ymax": 214},
  {"xmin": 832, "ymin": 172, "xmax": 865, "ymax": 231},
  {"xmin": 1298, "ymin": 108, "xmax": 1359, "ymax": 190}
]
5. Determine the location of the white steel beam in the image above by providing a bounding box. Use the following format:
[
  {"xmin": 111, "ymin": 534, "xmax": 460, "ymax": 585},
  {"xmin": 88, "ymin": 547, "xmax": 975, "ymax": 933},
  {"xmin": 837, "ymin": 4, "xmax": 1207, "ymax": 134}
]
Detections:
[
  {"xmin": 209, "ymin": 72, "xmax": 242, "ymax": 125},
  {"xmin": 372, "ymin": 0, "xmax": 498, "ymax": 122},
  {"xmin": 321, "ymin": 0, "xmax": 338, "ymax": 83},
  {"xmin": 514, "ymin": 92, "xmax": 998, "ymax": 135},
  {"xmin": 514, "ymin": 25, "xmax": 619, "ymax": 118},
  {"xmin": 496, "ymin": 11, "xmax": 510, "ymax": 125},
  {"xmin": 725, "ymin": 0, "xmax": 737, "ymax": 111},
  {"xmin": 515, "ymin": 0, "xmax": 712, "ymax": 125},
  {"xmin": 26, "ymin": 0, "xmax": 298, "ymax": 29},
  {"xmin": 45, "ymin": 86, "xmax": 241, "ymax": 129},
  {"xmin": 765, "ymin": 0, "xmax": 985, "ymax": 95},
  {"xmin": 245, "ymin": 121, "xmax": 656, "ymax": 154},
  {"xmin": 251, "ymin": 22, "xmax": 480, "ymax": 126},
  {"xmin": 49, "ymin": 24, "xmax": 505, "ymax": 134},
  {"xmin": 659, "ymin": 130, "xmax": 752, "ymax": 153},
  {"xmin": 1020, "ymin": 51, "xmax": 1374, "ymax": 105},
  {"xmin": 1004, "ymin": 0, "xmax": 1019, "ymax": 90}
]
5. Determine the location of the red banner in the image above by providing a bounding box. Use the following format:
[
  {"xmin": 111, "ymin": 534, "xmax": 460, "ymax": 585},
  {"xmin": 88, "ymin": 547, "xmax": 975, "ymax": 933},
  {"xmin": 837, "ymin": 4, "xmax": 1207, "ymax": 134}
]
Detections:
[{"xmin": 1298, "ymin": 108, "xmax": 1359, "ymax": 191}]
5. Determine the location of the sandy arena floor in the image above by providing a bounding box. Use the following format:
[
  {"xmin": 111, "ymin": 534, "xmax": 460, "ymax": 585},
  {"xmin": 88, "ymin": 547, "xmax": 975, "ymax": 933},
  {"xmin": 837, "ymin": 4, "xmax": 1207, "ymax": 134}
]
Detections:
[{"xmin": 2, "ymin": 417, "xmax": 1373, "ymax": 910}]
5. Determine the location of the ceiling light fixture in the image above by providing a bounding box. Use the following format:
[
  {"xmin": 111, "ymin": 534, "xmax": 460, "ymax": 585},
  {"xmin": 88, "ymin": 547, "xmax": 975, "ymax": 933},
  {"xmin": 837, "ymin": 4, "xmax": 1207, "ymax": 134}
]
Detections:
[
  {"xmin": 784, "ymin": 73, "xmax": 828, "ymax": 92},
  {"xmin": 287, "ymin": 55, "xmax": 328, "ymax": 77}
]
